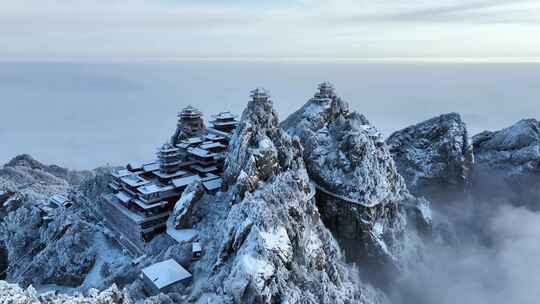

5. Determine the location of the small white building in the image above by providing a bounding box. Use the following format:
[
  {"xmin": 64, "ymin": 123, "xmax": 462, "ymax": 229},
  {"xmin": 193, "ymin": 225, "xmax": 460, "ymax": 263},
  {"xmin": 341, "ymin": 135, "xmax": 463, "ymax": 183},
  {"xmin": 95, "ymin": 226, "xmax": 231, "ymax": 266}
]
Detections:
[
  {"xmin": 48, "ymin": 194, "xmax": 73, "ymax": 208},
  {"xmin": 141, "ymin": 259, "xmax": 192, "ymax": 295},
  {"xmin": 192, "ymin": 242, "xmax": 202, "ymax": 260}
]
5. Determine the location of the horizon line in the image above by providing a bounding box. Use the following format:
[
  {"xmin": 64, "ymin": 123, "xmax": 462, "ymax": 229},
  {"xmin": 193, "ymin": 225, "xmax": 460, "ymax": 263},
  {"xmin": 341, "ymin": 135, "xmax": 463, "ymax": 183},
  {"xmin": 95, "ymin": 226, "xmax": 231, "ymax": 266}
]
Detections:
[{"xmin": 1, "ymin": 56, "xmax": 540, "ymax": 64}]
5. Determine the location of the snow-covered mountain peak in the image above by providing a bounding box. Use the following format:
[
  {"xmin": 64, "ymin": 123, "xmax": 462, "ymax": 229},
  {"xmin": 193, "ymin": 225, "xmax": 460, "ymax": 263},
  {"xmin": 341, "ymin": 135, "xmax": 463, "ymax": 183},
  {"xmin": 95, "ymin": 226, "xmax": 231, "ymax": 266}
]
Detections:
[{"xmin": 387, "ymin": 112, "xmax": 474, "ymax": 198}]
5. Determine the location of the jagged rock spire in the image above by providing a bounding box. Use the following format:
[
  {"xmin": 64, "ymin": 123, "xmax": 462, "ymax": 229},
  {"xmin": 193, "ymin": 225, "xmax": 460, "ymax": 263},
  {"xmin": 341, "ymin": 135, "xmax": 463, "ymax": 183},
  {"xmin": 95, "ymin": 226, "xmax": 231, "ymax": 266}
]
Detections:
[
  {"xmin": 224, "ymin": 88, "xmax": 303, "ymax": 200},
  {"xmin": 282, "ymin": 82, "xmax": 430, "ymax": 282}
]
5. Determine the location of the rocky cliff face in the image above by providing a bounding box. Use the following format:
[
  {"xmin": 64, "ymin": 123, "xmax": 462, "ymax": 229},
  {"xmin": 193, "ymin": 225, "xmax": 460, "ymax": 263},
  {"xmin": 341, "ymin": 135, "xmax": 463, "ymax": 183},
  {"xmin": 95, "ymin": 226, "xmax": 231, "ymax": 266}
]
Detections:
[
  {"xmin": 282, "ymin": 83, "xmax": 431, "ymax": 283},
  {"xmin": 182, "ymin": 88, "xmax": 386, "ymax": 303},
  {"xmin": 0, "ymin": 156, "xmax": 130, "ymax": 291},
  {"xmin": 0, "ymin": 281, "xmax": 130, "ymax": 303},
  {"xmin": 0, "ymin": 86, "xmax": 440, "ymax": 303},
  {"xmin": 473, "ymin": 119, "xmax": 540, "ymax": 209},
  {"xmin": 6, "ymin": 154, "xmax": 92, "ymax": 186},
  {"xmin": 387, "ymin": 113, "xmax": 474, "ymax": 201}
]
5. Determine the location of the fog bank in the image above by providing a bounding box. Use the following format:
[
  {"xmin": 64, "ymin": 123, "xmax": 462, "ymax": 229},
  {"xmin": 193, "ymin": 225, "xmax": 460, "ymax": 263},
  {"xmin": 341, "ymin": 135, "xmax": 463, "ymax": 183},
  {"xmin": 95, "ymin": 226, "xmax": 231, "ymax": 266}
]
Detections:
[
  {"xmin": 392, "ymin": 196, "xmax": 540, "ymax": 304},
  {"xmin": 2, "ymin": 61, "xmax": 540, "ymax": 169}
]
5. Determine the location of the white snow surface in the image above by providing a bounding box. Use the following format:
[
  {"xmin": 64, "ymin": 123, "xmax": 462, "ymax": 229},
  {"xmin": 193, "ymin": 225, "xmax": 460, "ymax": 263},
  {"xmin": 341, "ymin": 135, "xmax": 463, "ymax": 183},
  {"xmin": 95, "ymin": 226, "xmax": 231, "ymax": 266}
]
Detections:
[
  {"xmin": 474, "ymin": 118, "xmax": 540, "ymax": 172},
  {"xmin": 387, "ymin": 113, "xmax": 474, "ymax": 195},
  {"xmin": 282, "ymin": 84, "xmax": 431, "ymax": 276}
]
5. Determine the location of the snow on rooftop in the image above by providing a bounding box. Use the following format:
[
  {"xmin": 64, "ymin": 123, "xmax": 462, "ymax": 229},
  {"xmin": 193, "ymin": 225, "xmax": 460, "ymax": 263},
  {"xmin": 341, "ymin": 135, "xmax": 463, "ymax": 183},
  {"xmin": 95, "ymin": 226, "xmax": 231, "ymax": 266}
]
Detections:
[
  {"xmin": 158, "ymin": 143, "xmax": 179, "ymax": 153},
  {"xmin": 250, "ymin": 88, "xmax": 270, "ymax": 99},
  {"xmin": 115, "ymin": 191, "xmax": 132, "ymax": 204},
  {"xmin": 212, "ymin": 111, "xmax": 237, "ymax": 119},
  {"xmin": 202, "ymin": 178, "xmax": 222, "ymax": 191},
  {"xmin": 49, "ymin": 194, "xmax": 68, "ymax": 204},
  {"xmin": 188, "ymin": 147, "xmax": 214, "ymax": 158},
  {"xmin": 187, "ymin": 137, "xmax": 204, "ymax": 144},
  {"xmin": 153, "ymin": 169, "xmax": 189, "ymax": 179},
  {"xmin": 143, "ymin": 163, "xmax": 160, "ymax": 173},
  {"xmin": 137, "ymin": 184, "xmax": 163, "ymax": 195},
  {"xmin": 192, "ymin": 164, "xmax": 219, "ymax": 173},
  {"xmin": 205, "ymin": 133, "xmax": 225, "ymax": 140},
  {"xmin": 127, "ymin": 160, "xmax": 146, "ymax": 170},
  {"xmin": 166, "ymin": 219, "xmax": 198, "ymax": 244},
  {"xmin": 142, "ymin": 259, "xmax": 192, "ymax": 290},
  {"xmin": 207, "ymin": 127, "xmax": 232, "ymax": 139},
  {"xmin": 112, "ymin": 169, "xmax": 131, "ymax": 178},
  {"xmin": 167, "ymin": 228, "xmax": 198, "ymax": 244},
  {"xmin": 201, "ymin": 173, "xmax": 219, "ymax": 181},
  {"xmin": 199, "ymin": 142, "xmax": 226, "ymax": 150},
  {"xmin": 172, "ymin": 175, "xmax": 201, "ymax": 188},
  {"xmin": 121, "ymin": 174, "xmax": 150, "ymax": 187},
  {"xmin": 192, "ymin": 242, "xmax": 202, "ymax": 253}
]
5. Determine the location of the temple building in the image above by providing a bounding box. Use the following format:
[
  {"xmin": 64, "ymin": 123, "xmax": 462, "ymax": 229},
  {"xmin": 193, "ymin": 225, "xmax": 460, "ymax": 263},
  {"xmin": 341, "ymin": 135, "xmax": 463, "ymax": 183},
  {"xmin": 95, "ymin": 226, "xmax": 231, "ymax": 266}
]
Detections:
[
  {"xmin": 209, "ymin": 112, "xmax": 239, "ymax": 133},
  {"xmin": 314, "ymin": 81, "xmax": 336, "ymax": 100},
  {"xmin": 171, "ymin": 106, "xmax": 206, "ymax": 145},
  {"xmin": 250, "ymin": 87, "xmax": 270, "ymax": 102},
  {"xmin": 102, "ymin": 105, "xmax": 239, "ymax": 255},
  {"xmin": 141, "ymin": 259, "xmax": 192, "ymax": 295},
  {"xmin": 157, "ymin": 143, "xmax": 182, "ymax": 175}
]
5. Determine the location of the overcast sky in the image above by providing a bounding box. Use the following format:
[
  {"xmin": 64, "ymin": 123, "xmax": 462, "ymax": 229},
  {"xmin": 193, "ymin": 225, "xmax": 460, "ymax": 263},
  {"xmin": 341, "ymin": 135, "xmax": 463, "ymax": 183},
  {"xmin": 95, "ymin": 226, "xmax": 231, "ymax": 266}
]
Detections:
[{"xmin": 1, "ymin": 0, "xmax": 540, "ymax": 60}]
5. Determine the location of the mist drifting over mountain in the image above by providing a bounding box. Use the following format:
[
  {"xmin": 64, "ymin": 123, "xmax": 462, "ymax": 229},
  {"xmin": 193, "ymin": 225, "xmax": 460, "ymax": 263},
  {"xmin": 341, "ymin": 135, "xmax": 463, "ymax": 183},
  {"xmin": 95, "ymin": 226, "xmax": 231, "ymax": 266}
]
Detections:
[{"xmin": 1, "ymin": 63, "xmax": 539, "ymax": 303}]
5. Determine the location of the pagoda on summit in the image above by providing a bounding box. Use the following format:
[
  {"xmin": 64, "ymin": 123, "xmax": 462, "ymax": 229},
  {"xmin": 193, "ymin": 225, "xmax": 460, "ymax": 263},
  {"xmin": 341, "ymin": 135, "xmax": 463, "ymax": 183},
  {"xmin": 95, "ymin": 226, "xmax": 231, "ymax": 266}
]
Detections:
[
  {"xmin": 171, "ymin": 105, "xmax": 206, "ymax": 145},
  {"xmin": 250, "ymin": 88, "xmax": 270, "ymax": 102},
  {"xmin": 314, "ymin": 81, "xmax": 336, "ymax": 100}
]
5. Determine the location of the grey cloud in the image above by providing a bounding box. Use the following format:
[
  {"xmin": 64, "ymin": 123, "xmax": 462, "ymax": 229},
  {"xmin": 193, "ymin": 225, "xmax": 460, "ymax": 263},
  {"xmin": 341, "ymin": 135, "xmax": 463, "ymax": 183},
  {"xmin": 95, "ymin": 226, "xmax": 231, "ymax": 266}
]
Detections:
[{"xmin": 324, "ymin": 0, "xmax": 540, "ymax": 25}]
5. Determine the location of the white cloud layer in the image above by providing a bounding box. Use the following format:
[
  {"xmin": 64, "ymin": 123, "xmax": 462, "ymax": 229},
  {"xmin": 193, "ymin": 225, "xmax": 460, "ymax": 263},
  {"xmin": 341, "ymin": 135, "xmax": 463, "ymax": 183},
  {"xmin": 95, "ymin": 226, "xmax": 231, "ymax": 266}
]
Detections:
[{"xmin": 1, "ymin": 0, "xmax": 539, "ymax": 59}]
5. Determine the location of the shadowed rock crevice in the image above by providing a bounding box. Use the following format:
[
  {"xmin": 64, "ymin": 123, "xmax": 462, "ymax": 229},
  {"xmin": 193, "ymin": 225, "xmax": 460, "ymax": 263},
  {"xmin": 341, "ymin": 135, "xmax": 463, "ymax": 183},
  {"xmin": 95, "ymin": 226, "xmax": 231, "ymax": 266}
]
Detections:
[
  {"xmin": 0, "ymin": 243, "xmax": 7, "ymax": 280},
  {"xmin": 283, "ymin": 83, "xmax": 431, "ymax": 287}
]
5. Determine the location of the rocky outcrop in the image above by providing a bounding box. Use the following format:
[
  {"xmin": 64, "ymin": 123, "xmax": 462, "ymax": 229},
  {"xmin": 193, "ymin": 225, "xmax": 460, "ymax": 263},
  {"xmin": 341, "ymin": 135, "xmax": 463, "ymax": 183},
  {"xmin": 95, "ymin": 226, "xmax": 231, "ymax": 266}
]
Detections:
[
  {"xmin": 224, "ymin": 89, "xmax": 304, "ymax": 201},
  {"xmin": 6, "ymin": 154, "xmax": 92, "ymax": 186},
  {"xmin": 283, "ymin": 83, "xmax": 430, "ymax": 282},
  {"xmin": 184, "ymin": 88, "xmax": 387, "ymax": 303},
  {"xmin": 1, "ymin": 205, "xmax": 97, "ymax": 286},
  {"xmin": 386, "ymin": 113, "xmax": 474, "ymax": 200},
  {"xmin": 473, "ymin": 119, "xmax": 540, "ymax": 208},
  {"xmin": 0, "ymin": 281, "xmax": 130, "ymax": 303},
  {"xmin": 78, "ymin": 166, "xmax": 117, "ymax": 204},
  {"xmin": 0, "ymin": 156, "xmax": 129, "ymax": 291},
  {"xmin": 173, "ymin": 181, "xmax": 205, "ymax": 228}
]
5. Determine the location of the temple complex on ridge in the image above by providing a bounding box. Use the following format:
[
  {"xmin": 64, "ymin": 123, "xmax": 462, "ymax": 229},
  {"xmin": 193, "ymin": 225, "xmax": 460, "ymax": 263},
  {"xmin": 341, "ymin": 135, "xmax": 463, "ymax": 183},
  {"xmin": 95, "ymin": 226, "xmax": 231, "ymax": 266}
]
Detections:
[{"xmin": 102, "ymin": 105, "xmax": 239, "ymax": 254}]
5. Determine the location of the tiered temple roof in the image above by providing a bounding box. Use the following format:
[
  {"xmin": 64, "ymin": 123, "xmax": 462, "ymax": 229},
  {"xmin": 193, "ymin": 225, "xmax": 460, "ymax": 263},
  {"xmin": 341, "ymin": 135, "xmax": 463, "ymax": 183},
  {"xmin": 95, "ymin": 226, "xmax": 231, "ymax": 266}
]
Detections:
[
  {"xmin": 178, "ymin": 105, "xmax": 202, "ymax": 120},
  {"xmin": 157, "ymin": 143, "xmax": 182, "ymax": 174},
  {"xmin": 314, "ymin": 81, "xmax": 336, "ymax": 100},
  {"xmin": 171, "ymin": 105, "xmax": 206, "ymax": 145},
  {"xmin": 250, "ymin": 88, "xmax": 270, "ymax": 101},
  {"xmin": 104, "ymin": 104, "xmax": 238, "ymax": 250},
  {"xmin": 209, "ymin": 112, "xmax": 239, "ymax": 133}
]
